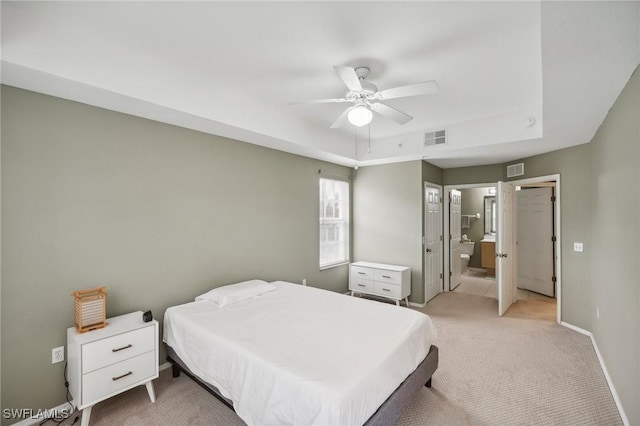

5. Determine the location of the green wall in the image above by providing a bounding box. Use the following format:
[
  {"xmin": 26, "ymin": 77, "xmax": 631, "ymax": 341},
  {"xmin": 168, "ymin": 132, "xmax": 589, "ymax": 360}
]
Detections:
[
  {"xmin": 352, "ymin": 161, "xmax": 424, "ymax": 303},
  {"xmin": 443, "ymin": 163, "xmax": 504, "ymax": 186},
  {"xmin": 422, "ymin": 160, "xmax": 443, "ymax": 186},
  {"xmin": 587, "ymin": 66, "xmax": 639, "ymax": 426},
  {"xmin": 0, "ymin": 86, "xmax": 351, "ymax": 423}
]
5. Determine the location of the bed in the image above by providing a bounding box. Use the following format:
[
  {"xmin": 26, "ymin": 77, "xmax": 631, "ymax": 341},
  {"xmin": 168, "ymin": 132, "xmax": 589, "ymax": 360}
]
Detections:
[{"xmin": 163, "ymin": 280, "xmax": 438, "ymax": 425}]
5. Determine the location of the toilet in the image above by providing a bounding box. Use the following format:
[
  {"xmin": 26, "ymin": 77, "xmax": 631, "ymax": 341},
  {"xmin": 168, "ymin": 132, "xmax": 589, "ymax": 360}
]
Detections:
[{"xmin": 460, "ymin": 241, "xmax": 475, "ymax": 274}]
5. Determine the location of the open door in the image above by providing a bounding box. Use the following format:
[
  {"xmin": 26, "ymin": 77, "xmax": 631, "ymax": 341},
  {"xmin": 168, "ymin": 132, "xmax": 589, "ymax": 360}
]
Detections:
[
  {"xmin": 424, "ymin": 185, "xmax": 442, "ymax": 302},
  {"xmin": 517, "ymin": 187, "xmax": 555, "ymax": 297},
  {"xmin": 497, "ymin": 181, "xmax": 516, "ymax": 316},
  {"xmin": 449, "ymin": 189, "xmax": 462, "ymax": 290}
]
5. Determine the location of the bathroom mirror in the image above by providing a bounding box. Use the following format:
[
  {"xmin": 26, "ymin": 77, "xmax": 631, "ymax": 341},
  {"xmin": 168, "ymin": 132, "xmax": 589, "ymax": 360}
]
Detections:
[{"xmin": 484, "ymin": 196, "xmax": 496, "ymax": 235}]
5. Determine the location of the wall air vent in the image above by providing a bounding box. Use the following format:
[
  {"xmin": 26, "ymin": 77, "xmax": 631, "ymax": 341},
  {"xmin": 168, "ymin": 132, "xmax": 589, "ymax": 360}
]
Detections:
[
  {"xmin": 506, "ymin": 162, "xmax": 525, "ymax": 178},
  {"xmin": 424, "ymin": 129, "xmax": 447, "ymax": 147}
]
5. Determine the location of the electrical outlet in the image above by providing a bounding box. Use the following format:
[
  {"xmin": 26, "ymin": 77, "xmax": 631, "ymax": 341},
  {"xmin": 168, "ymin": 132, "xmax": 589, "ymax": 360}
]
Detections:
[
  {"xmin": 52, "ymin": 346, "xmax": 64, "ymax": 364},
  {"xmin": 302, "ymin": 278, "xmax": 307, "ymax": 286},
  {"xmin": 573, "ymin": 242, "xmax": 584, "ymax": 252}
]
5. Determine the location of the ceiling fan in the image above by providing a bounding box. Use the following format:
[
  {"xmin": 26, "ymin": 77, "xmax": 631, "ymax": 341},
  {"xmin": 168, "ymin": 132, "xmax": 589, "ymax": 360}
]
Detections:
[{"xmin": 290, "ymin": 66, "xmax": 439, "ymax": 128}]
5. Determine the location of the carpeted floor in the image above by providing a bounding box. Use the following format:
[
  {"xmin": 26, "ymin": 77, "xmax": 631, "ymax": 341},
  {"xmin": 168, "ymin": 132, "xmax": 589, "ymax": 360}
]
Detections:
[{"xmin": 55, "ymin": 291, "xmax": 622, "ymax": 426}]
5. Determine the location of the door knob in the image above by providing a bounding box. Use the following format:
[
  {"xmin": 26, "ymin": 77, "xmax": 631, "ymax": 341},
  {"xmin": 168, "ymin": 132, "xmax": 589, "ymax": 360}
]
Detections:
[{"xmin": 426, "ymin": 248, "xmax": 432, "ymax": 253}]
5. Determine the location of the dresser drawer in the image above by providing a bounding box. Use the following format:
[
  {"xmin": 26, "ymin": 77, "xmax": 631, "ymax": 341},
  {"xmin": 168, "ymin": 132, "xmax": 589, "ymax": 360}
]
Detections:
[
  {"xmin": 374, "ymin": 281, "xmax": 401, "ymax": 298},
  {"xmin": 351, "ymin": 265, "xmax": 374, "ymax": 280},
  {"xmin": 82, "ymin": 326, "xmax": 154, "ymax": 373},
  {"xmin": 82, "ymin": 351, "xmax": 156, "ymax": 404},
  {"xmin": 374, "ymin": 269, "xmax": 402, "ymax": 285},
  {"xmin": 350, "ymin": 277, "xmax": 374, "ymax": 292}
]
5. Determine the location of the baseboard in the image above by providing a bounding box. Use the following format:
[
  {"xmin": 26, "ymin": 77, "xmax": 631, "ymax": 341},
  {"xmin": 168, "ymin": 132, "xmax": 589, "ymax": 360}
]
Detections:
[
  {"xmin": 560, "ymin": 321, "xmax": 629, "ymax": 426},
  {"xmin": 159, "ymin": 361, "xmax": 171, "ymax": 371},
  {"xmin": 8, "ymin": 402, "xmax": 75, "ymax": 426},
  {"xmin": 560, "ymin": 321, "xmax": 590, "ymax": 336},
  {"xmin": 409, "ymin": 301, "xmax": 426, "ymax": 308}
]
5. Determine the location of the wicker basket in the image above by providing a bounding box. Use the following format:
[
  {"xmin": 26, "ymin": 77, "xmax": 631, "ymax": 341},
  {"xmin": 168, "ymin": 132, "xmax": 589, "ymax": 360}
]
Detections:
[{"xmin": 73, "ymin": 287, "xmax": 107, "ymax": 333}]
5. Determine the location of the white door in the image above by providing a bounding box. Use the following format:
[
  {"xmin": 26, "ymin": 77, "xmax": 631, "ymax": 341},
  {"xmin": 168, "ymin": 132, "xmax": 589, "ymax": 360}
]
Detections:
[
  {"xmin": 497, "ymin": 181, "xmax": 516, "ymax": 316},
  {"xmin": 517, "ymin": 187, "xmax": 554, "ymax": 297},
  {"xmin": 425, "ymin": 185, "xmax": 442, "ymax": 302},
  {"xmin": 450, "ymin": 189, "xmax": 462, "ymax": 290}
]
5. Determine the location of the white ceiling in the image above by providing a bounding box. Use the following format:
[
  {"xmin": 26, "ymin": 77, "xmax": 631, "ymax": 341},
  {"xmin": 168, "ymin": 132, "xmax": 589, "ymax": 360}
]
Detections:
[{"xmin": 2, "ymin": 1, "xmax": 639, "ymax": 169}]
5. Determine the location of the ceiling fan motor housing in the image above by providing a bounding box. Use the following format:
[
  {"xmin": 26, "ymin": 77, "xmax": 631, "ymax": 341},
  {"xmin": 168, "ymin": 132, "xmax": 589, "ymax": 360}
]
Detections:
[
  {"xmin": 346, "ymin": 68, "xmax": 378, "ymax": 102},
  {"xmin": 354, "ymin": 67, "xmax": 371, "ymax": 80}
]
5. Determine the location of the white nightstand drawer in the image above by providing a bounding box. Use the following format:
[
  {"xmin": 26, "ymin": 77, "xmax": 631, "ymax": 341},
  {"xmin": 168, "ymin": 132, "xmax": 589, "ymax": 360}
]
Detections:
[
  {"xmin": 82, "ymin": 326, "xmax": 154, "ymax": 373},
  {"xmin": 350, "ymin": 278, "xmax": 374, "ymax": 292},
  {"xmin": 374, "ymin": 281, "xmax": 401, "ymax": 298},
  {"xmin": 82, "ymin": 351, "xmax": 156, "ymax": 404},
  {"xmin": 374, "ymin": 269, "xmax": 402, "ymax": 285},
  {"xmin": 350, "ymin": 265, "xmax": 374, "ymax": 280}
]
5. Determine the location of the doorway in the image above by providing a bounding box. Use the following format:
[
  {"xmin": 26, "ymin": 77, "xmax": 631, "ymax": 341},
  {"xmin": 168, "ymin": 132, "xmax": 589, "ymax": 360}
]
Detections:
[
  {"xmin": 443, "ymin": 182, "xmax": 496, "ymax": 292},
  {"xmin": 443, "ymin": 175, "xmax": 562, "ymax": 323}
]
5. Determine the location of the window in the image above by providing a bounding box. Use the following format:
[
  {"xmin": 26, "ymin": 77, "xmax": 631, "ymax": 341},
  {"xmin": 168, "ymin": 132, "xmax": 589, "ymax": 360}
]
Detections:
[{"xmin": 319, "ymin": 177, "xmax": 350, "ymax": 269}]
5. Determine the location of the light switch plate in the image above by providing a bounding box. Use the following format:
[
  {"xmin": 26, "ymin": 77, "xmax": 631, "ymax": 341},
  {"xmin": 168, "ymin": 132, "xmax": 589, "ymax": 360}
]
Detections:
[{"xmin": 573, "ymin": 242, "xmax": 584, "ymax": 252}]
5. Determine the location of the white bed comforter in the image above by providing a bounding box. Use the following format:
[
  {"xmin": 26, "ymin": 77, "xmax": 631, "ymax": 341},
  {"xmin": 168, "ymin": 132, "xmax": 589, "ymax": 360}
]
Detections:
[{"xmin": 163, "ymin": 281, "xmax": 436, "ymax": 426}]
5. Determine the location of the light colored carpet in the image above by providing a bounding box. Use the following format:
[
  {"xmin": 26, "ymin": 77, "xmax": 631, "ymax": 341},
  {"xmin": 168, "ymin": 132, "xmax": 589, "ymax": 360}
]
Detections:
[{"xmin": 57, "ymin": 291, "xmax": 621, "ymax": 426}]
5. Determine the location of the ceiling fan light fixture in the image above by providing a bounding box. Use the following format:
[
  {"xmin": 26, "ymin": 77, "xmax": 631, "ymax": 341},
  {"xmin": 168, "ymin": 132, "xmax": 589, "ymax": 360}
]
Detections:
[{"xmin": 348, "ymin": 105, "xmax": 373, "ymax": 127}]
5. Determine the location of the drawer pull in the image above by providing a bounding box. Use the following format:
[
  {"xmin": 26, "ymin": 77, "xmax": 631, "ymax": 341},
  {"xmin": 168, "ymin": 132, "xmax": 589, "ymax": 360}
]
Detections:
[
  {"xmin": 112, "ymin": 344, "xmax": 132, "ymax": 353},
  {"xmin": 382, "ymin": 288, "xmax": 391, "ymax": 292},
  {"xmin": 382, "ymin": 275, "xmax": 391, "ymax": 279},
  {"xmin": 112, "ymin": 371, "xmax": 133, "ymax": 381},
  {"xmin": 357, "ymin": 284, "xmax": 365, "ymax": 287},
  {"xmin": 358, "ymin": 272, "xmax": 366, "ymax": 275}
]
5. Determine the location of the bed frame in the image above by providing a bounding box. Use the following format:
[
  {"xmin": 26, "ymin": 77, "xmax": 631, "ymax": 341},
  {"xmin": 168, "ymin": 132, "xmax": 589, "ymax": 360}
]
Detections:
[{"xmin": 166, "ymin": 343, "xmax": 438, "ymax": 426}]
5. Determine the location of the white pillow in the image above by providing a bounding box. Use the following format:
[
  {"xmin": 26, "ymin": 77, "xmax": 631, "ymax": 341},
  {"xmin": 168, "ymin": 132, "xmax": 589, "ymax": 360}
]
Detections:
[{"xmin": 195, "ymin": 280, "xmax": 276, "ymax": 308}]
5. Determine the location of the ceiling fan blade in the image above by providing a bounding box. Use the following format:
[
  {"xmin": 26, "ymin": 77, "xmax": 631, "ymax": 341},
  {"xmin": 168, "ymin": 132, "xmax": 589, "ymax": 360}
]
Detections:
[
  {"xmin": 288, "ymin": 98, "xmax": 349, "ymax": 105},
  {"xmin": 330, "ymin": 107, "xmax": 353, "ymax": 129},
  {"xmin": 377, "ymin": 80, "xmax": 439, "ymax": 100},
  {"xmin": 371, "ymin": 103, "xmax": 413, "ymax": 125},
  {"xmin": 333, "ymin": 65, "xmax": 363, "ymax": 92}
]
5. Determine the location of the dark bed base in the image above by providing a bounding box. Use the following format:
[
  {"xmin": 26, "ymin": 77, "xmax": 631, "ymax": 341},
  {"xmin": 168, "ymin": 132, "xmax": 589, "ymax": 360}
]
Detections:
[{"xmin": 165, "ymin": 344, "xmax": 438, "ymax": 426}]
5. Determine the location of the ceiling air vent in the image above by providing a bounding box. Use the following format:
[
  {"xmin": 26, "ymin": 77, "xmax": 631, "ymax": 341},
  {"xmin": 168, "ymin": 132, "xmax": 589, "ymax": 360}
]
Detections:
[
  {"xmin": 424, "ymin": 129, "xmax": 447, "ymax": 147},
  {"xmin": 506, "ymin": 162, "xmax": 525, "ymax": 178}
]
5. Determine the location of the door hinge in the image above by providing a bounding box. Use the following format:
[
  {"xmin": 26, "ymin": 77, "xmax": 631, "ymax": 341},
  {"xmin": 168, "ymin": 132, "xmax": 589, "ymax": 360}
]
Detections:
[
  {"xmin": 440, "ymin": 235, "xmax": 443, "ymax": 241},
  {"xmin": 552, "ymin": 276, "xmax": 557, "ymax": 282},
  {"xmin": 551, "ymin": 236, "xmax": 557, "ymax": 242},
  {"xmin": 440, "ymin": 273, "xmax": 443, "ymax": 279},
  {"xmin": 551, "ymin": 195, "xmax": 556, "ymax": 202},
  {"xmin": 449, "ymin": 234, "xmax": 452, "ymax": 240},
  {"xmin": 449, "ymin": 271, "xmax": 452, "ymax": 277}
]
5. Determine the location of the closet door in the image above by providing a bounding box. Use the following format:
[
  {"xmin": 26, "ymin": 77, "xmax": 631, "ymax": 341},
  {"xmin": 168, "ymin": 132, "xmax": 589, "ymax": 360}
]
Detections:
[
  {"xmin": 517, "ymin": 187, "xmax": 554, "ymax": 297},
  {"xmin": 425, "ymin": 185, "xmax": 442, "ymax": 302}
]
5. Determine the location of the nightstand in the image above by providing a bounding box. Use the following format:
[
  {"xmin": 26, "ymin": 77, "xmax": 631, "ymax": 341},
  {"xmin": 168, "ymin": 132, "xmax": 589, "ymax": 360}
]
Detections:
[{"xmin": 67, "ymin": 311, "xmax": 158, "ymax": 426}]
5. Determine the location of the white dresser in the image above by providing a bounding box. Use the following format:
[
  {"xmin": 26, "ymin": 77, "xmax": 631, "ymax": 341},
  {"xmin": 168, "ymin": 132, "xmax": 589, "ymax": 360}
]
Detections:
[
  {"xmin": 349, "ymin": 261, "xmax": 411, "ymax": 306},
  {"xmin": 67, "ymin": 311, "xmax": 159, "ymax": 426}
]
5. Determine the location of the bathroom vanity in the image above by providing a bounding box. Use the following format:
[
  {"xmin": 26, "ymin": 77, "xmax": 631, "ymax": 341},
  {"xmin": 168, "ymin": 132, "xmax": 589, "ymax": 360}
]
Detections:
[{"xmin": 481, "ymin": 239, "xmax": 496, "ymax": 276}]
